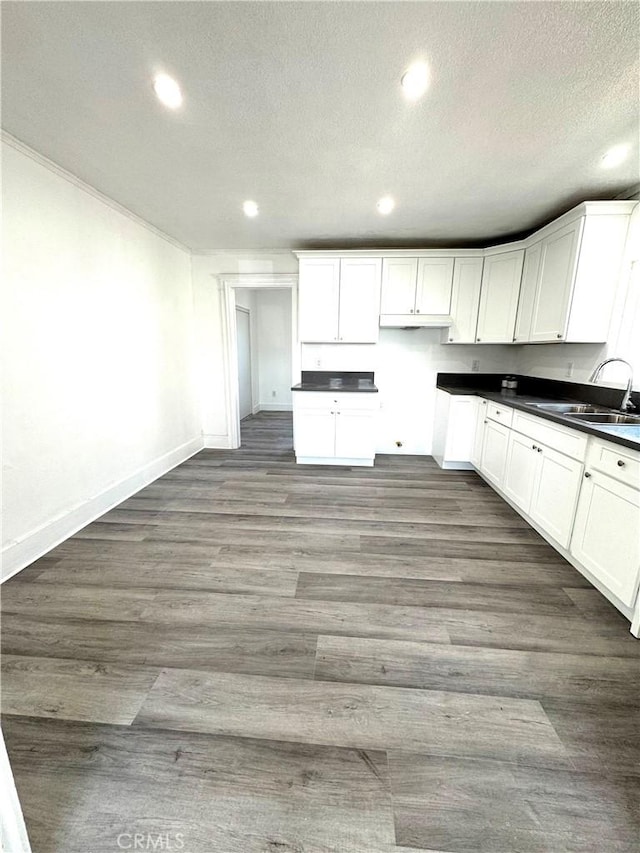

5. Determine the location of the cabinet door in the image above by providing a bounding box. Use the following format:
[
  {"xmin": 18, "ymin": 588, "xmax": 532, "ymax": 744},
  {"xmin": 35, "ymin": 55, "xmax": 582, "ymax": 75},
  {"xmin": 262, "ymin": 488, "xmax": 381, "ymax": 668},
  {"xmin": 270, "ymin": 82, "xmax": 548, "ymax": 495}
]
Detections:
[
  {"xmin": 445, "ymin": 397, "xmax": 477, "ymax": 461},
  {"xmin": 293, "ymin": 409, "xmax": 336, "ymax": 457},
  {"xmin": 380, "ymin": 258, "xmax": 418, "ymax": 315},
  {"xmin": 470, "ymin": 398, "xmax": 487, "ymax": 467},
  {"xmin": 334, "ymin": 410, "xmax": 376, "ymax": 459},
  {"xmin": 503, "ymin": 431, "xmax": 538, "ymax": 513},
  {"xmin": 416, "ymin": 258, "xmax": 454, "ymax": 315},
  {"xmin": 476, "ymin": 250, "xmax": 524, "ymax": 343},
  {"xmin": 298, "ymin": 258, "xmax": 340, "ymax": 342},
  {"xmin": 529, "ymin": 445, "xmax": 582, "ymax": 549},
  {"xmin": 513, "ymin": 242, "xmax": 542, "ymax": 343},
  {"xmin": 480, "ymin": 419, "xmax": 510, "ymax": 486},
  {"xmin": 529, "ymin": 219, "xmax": 583, "ymax": 342},
  {"xmin": 570, "ymin": 471, "xmax": 640, "ymax": 607},
  {"xmin": 448, "ymin": 258, "xmax": 483, "ymax": 343},
  {"xmin": 338, "ymin": 258, "xmax": 382, "ymax": 343}
]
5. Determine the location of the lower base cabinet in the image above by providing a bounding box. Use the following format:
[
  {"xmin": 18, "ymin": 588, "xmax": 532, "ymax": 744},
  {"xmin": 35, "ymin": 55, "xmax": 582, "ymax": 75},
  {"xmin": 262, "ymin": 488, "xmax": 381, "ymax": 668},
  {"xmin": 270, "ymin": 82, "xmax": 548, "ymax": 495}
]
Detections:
[
  {"xmin": 293, "ymin": 392, "xmax": 378, "ymax": 466},
  {"xmin": 529, "ymin": 445, "xmax": 582, "ymax": 549},
  {"xmin": 571, "ymin": 469, "xmax": 640, "ymax": 608},
  {"xmin": 480, "ymin": 419, "xmax": 510, "ymax": 486}
]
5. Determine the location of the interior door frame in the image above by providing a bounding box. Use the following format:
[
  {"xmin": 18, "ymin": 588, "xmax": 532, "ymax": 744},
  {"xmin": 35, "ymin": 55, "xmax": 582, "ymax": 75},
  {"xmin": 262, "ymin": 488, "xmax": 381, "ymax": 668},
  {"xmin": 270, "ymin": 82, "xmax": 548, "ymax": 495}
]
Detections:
[{"xmin": 219, "ymin": 274, "xmax": 299, "ymax": 449}]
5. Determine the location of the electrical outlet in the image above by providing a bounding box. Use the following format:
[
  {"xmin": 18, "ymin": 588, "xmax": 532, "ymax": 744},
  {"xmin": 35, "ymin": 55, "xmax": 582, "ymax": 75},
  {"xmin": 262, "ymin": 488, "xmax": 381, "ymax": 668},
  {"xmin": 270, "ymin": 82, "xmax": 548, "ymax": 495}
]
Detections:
[
  {"xmin": 566, "ymin": 361, "xmax": 574, "ymax": 378},
  {"xmin": 272, "ymin": 390, "xmax": 277, "ymax": 398},
  {"xmin": 316, "ymin": 359, "xmax": 321, "ymax": 368},
  {"xmin": 472, "ymin": 359, "xmax": 480, "ymax": 372}
]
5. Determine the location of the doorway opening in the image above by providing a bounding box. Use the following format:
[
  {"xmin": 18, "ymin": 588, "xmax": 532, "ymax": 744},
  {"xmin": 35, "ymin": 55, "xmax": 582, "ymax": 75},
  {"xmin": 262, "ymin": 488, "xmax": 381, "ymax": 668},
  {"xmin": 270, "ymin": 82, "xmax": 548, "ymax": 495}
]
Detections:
[{"xmin": 220, "ymin": 274, "xmax": 298, "ymax": 452}]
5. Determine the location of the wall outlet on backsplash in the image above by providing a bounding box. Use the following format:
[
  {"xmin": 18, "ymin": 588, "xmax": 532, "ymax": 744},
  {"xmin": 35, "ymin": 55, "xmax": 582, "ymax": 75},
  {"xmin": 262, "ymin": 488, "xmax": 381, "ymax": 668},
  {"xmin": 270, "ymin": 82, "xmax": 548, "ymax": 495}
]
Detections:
[
  {"xmin": 471, "ymin": 359, "xmax": 480, "ymax": 372},
  {"xmin": 566, "ymin": 362, "xmax": 574, "ymax": 378}
]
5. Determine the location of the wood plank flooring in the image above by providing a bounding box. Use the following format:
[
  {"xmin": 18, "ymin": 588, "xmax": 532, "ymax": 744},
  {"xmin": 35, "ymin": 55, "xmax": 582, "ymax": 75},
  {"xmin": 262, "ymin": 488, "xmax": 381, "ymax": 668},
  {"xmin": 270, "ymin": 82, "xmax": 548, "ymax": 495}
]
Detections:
[{"xmin": 2, "ymin": 411, "xmax": 640, "ymax": 853}]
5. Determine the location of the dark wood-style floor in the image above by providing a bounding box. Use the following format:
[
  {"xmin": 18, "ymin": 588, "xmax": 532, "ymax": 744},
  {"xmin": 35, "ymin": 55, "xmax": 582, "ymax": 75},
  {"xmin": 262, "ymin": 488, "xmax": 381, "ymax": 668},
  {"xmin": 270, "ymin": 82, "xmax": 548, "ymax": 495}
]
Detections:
[{"xmin": 2, "ymin": 411, "xmax": 639, "ymax": 853}]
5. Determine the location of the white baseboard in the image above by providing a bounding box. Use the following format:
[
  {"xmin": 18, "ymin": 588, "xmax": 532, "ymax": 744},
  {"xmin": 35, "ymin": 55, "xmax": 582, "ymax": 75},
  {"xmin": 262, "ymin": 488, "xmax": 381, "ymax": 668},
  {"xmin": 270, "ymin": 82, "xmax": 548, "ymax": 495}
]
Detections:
[
  {"xmin": 1, "ymin": 436, "xmax": 203, "ymax": 583},
  {"xmin": 257, "ymin": 403, "xmax": 293, "ymax": 412},
  {"xmin": 202, "ymin": 434, "xmax": 234, "ymax": 449},
  {"xmin": 296, "ymin": 456, "xmax": 375, "ymax": 467}
]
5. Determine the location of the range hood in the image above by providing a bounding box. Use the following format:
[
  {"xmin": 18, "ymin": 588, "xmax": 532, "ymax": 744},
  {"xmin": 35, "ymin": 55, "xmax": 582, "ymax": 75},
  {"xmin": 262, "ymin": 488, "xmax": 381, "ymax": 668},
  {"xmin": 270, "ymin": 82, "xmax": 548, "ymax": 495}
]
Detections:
[{"xmin": 380, "ymin": 313, "xmax": 453, "ymax": 328}]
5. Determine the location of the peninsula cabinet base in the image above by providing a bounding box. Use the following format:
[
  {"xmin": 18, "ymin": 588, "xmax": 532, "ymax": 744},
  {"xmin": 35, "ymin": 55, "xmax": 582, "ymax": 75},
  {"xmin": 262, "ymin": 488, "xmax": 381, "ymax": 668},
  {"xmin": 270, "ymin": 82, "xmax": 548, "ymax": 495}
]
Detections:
[{"xmin": 474, "ymin": 467, "xmax": 639, "ymax": 637}]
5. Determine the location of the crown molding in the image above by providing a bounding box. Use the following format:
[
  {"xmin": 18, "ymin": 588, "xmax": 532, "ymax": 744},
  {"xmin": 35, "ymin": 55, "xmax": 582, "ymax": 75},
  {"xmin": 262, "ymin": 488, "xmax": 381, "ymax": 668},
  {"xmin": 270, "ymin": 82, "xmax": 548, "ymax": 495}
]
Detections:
[{"xmin": 1, "ymin": 130, "xmax": 190, "ymax": 254}]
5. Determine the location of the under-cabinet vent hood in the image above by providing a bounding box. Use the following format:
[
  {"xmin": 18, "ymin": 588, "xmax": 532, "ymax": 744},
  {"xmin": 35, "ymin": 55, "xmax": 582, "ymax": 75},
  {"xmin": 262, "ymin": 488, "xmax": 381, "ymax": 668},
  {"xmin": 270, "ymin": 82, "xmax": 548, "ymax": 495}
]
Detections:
[{"xmin": 380, "ymin": 314, "xmax": 453, "ymax": 328}]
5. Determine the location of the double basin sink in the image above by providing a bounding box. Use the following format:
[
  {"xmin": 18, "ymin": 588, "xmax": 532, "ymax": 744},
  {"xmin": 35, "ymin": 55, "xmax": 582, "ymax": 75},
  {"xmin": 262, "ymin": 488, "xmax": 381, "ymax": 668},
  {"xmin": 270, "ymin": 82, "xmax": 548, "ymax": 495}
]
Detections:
[{"xmin": 530, "ymin": 402, "xmax": 640, "ymax": 426}]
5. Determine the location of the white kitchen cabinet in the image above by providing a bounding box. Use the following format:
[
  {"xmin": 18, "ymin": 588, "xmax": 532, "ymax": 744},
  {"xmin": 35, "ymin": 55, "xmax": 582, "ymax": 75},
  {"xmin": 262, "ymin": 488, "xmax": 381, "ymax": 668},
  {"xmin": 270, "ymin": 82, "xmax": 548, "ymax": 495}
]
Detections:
[
  {"xmin": 293, "ymin": 392, "xmax": 379, "ymax": 466},
  {"xmin": 470, "ymin": 398, "xmax": 488, "ymax": 468},
  {"xmin": 529, "ymin": 444, "xmax": 583, "ymax": 549},
  {"xmin": 529, "ymin": 219, "xmax": 583, "ymax": 342},
  {"xmin": 446, "ymin": 257, "xmax": 484, "ymax": 343},
  {"xmin": 520, "ymin": 206, "xmax": 633, "ymax": 343},
  {"xmin": 380, "ymin": 258, "xmax": 418, "ymax": 315},
  {"xmin": 292, "ymin": 408, "xmax": 336, "ymax": 458},
  {"xmin": 380, "ymin": 256, "xmax": 454, "ymax": 326},
  {"xmin": 480, "ymin": 418, "xmax": 510, "ymax": 486},
  {"xmin": 513, "ymin": 242, "xmax": 542, "ymax": 343},
  {"xmin": 571, "ymin": 469, "xmax": 640, "ymax": 608},
  {"xmin": 338, "ymin": 258, "xmax": 383, "ymax": 342},
  {"xmin": 503, "ymin": 430, "xmax": 538, "ymax": 511},
  {"xmin": 475, "ymin": 250, "xmax": 524, "ymax": 343},
  {"xmin": 416, "ymin": 258, "xmax": 454, "ymax": 314},
  {"xmin": 432, "ymin": 390, "xmax": 477, "ymax": 469},
  {"xmin": 298, "ymin": 257, "xmax": 381, "ymax": 343},
  {"xmin": 298, "ymin": 258, "xmax": 340, "ymax": 342}
]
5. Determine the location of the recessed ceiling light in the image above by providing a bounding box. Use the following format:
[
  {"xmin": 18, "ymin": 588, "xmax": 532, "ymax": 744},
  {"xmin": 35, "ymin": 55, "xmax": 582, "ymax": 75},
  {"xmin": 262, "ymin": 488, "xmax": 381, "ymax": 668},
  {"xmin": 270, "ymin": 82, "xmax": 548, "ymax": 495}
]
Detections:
[
  {"xmin": 377, "ymin": 196, "xmax": 395, "ymax": 215},
  {"xmin": 401, "ymin": 61, "xmax": 430, "ymax": 100},
  {"xmin": 153, "ymin": 73, "xmax": 182, "ymax": 109},
  {"xmin": 243, "ymin": 200, "xmax": 259, "ymax": 218},
  {"xmin": 601, "ymin": 144, "xmax": 629, "ymax": 169}
]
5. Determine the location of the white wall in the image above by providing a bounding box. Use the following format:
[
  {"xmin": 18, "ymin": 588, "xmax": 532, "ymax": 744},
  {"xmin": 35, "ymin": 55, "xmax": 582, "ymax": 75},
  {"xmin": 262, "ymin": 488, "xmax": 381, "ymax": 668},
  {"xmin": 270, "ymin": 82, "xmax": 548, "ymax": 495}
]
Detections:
[
  {"xmin": 1, "ymin": 140, "xmax": 202, "ymax": 580},
  {"xmin": 191, "ymin": 252, "xmax": 297, "ymax": 446},
  {"xmin": 516, "ymin": 203, "xmax": 640, "ymax": 390},
  {"xmin": 256, "ymin": 289, "xmax": 292, "ymax": 410}
]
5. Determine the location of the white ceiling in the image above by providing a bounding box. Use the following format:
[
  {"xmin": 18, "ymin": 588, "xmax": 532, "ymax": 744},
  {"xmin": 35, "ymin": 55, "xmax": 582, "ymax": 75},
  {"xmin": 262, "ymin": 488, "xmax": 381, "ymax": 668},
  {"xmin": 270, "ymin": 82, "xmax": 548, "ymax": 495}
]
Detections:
[{"xmin": 2, "ymin": 1, "xmax": 638, "ymax": 251}]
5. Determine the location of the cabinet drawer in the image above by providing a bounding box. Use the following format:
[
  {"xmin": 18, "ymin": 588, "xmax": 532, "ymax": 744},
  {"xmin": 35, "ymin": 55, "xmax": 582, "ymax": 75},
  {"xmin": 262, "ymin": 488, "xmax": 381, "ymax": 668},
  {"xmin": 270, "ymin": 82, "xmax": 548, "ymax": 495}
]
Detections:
[
  {"xmin": 293, "ymin": 392, "xmax": 379, "ymax": 411},
  {"xmin": 486, "ymin": 401, "xmax": 514, "ymax": 428},
  {"xmin": 587, "ymin": 439, "xmax": 640, "ymax": 489},
  {"xmin": 511, "ymin": 411, "xmax": 587, "ymax": 461}
]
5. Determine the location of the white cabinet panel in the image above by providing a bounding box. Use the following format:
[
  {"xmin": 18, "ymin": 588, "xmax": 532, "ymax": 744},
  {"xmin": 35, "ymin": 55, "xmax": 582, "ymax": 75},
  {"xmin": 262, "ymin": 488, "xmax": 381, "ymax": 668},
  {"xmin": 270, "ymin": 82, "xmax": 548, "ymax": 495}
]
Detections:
[
  {"xmin": 530, "ymin": 219, "xmax": 583, "ymax": 342},
  {"xmin": 293, "ymin": 409, "xmax": 335, "ymax": 457},
  {"xmin": 480, "ymin": 419, "xmax": 510, "ymax": 486},
  {"xmin": 476, "ymin": 250, "xmax": 524, "ymax": 343},
  {"xmin": 416, "ymin": 258, "xmax": 454, "ymax": 315},
  {"xmin": 338, "ymin": 258, "xmax": 382, "ymax": 343},
  {"xmin": 380, "ymin": 258, "xmax": 417, "ymax": 315},
  {"xmin": 448, "ymin": 258, "xmax": 483, "ymax": 343},
  {"xmin": 470, "ymin": 398, "xmax": 488, "ymax": 468},
  {"xmin": 503, "ymin": 431, "xmax": 538, "ymax": 512},
  {"xmin": 571, "ymin": 471, "xmax": 640, "ymax": 607},
  {"xmin": 529, "ymin": 445, "xmax": 582, "ymax": 549},
  {"xmin": 335, "ymin": 410, "xmax": 377, "ymax": 459},
  {"xmin": 514, "ymin": 242, "xmax": 542, "ymax": 343},
  {"xmin": 298, "ymin": 258, "xmax": 340, "ymax": 342}
]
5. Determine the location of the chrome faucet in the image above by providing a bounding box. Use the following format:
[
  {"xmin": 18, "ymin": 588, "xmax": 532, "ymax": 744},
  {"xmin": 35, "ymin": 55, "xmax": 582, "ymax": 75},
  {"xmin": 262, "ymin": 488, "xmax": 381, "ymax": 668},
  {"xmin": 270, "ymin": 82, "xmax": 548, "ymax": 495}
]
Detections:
[{"xmin": 588, "ymin": 358, "xmax": 636, "ymax": 412}]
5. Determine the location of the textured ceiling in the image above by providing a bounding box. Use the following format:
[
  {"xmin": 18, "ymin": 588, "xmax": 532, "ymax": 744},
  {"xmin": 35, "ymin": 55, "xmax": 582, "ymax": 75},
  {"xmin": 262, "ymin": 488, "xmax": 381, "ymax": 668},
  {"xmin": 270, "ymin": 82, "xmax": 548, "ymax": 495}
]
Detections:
[{"xmin": 2, "ymin": 1, "xmax": 638, "ymax": 251}]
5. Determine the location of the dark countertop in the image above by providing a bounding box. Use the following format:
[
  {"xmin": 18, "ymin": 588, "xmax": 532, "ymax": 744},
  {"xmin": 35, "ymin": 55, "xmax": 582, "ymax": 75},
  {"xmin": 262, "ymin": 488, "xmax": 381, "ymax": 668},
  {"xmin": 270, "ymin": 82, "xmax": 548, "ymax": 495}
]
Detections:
[
  {"xmin": 436, "ymin": 373, "xmax": 640, "ymax": 452},
  {"xmin": 292, "ymin": 370, "xmax": 379, "ymax": 393}
]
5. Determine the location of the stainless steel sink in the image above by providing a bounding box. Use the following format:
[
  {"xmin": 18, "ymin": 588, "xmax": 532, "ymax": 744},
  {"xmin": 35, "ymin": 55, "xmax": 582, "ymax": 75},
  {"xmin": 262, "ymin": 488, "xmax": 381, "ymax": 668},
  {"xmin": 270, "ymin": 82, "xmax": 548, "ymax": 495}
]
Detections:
[
  {"xmin": 568, "ymin": 413, "xmax": 640, "ymax": 424},
  {"xmin": 532, "ymin": 403, "xmax": 603, "ymax": 414}
]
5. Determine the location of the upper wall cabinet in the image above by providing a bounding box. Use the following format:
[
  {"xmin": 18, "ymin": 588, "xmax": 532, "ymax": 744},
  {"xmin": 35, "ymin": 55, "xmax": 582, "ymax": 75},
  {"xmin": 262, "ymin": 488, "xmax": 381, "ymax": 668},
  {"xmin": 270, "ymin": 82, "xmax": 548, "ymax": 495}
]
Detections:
[
  {"xmin": 446, "ymin": 257, "xmax": 484, "ymax": 343},
  {"xmin": 380, "ymin": 257, "xmax": 454, "ymax": 326},
  {"xmin": 516, "ymin": 208, "xmax": 632, "ymax": 343},
  {"xmin": 475, "ymin": 250, "xmax": 524, "ymax": 343},
  {"xmin": 298, "ymin": 257, "xmax": 382, "ymax": 343}
]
